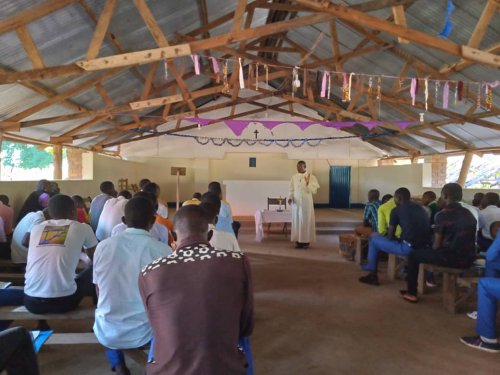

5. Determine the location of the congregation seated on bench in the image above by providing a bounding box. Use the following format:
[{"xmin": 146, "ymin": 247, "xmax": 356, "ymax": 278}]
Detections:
[{"xmin": 401, "ymin": 183, "xmax": 477, "ymax": 304}]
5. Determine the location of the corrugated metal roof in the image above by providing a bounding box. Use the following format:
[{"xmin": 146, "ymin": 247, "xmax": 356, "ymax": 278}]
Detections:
[{"xmin": 0, "ymin": 0, "xmax": 498, "ymax": 157}]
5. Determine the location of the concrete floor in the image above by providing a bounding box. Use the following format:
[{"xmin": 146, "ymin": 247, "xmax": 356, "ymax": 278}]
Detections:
[{"xmin": 16, "ymin": 225, "xmax": 499, "ymax": 374}]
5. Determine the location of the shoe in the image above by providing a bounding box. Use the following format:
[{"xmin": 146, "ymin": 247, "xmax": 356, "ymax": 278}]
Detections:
[
  {"xmin": 399, "ymin": 290, "xmax": 418, "ymax": 303},
  {"xmin": 460, "ymin": 336, "xmax": 500, "ymax": 353},
  {"xmin": 359, "ymin": 273, "xmax": 379, "ymax": 286},
  {"xmin": 295, "ymin": 242, "xmax": 304, "ymax": 249},
  {"xmin": 466, "ymin": 311, "xmax": 478, "ymax": 320}
]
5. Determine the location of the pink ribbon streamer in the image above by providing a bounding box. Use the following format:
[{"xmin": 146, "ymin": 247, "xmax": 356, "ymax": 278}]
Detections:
[
  {"xmin": 410, "ymin": 78, "xmax": 417, "ymax": 106},
  {"xmin": 443, "ymin": 81, "xmax": 449, "ymax": 109},
  {"xmin": 320, "ymin": 71, "xmax": 329, "ymax": 98},
  {"xmin": 191, "ymin": 54, "xmax": 200, "ymax": 75},
  {"xmin": 210, "ymin": 57, "xmax": 219, "ymax": 74}
]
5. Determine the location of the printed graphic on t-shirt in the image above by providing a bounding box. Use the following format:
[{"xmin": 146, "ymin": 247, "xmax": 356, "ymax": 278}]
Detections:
[{"xmin": 38, "ymin": 225, "xmax": 70, "ymax": 246}]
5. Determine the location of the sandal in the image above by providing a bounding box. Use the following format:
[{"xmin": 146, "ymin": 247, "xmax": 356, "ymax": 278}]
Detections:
[{"xmin": 399, "ymin": 290, "xmax": 418, "ymax": 303}]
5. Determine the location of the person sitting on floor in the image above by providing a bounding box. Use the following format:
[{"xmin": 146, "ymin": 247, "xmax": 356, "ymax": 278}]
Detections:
[
  {"xmin": 94, "ymin": 197, "xmax": 172, "ymax": 375},
  {"xmin": 16, "ymin": 180, "xmax": 52, "ymax": 225},
  {"xmin": 10, "ymin": 209, "xmax": 50, "ymax": 264},
  {"xmin": 460, "ymin": 277, "xmax": 500, "ymax": 353},
  {"xmin": 90, "ymin": 181, "xmax": 117, "ymax": 231},
  {"xmin": 139, "ymin": 205, "xmax": 253, "ymax": 375},
  {"xmin": 183, "ymin": 192, "xmax": 202, "ymax": 206},
  {"xmin": 421, "ymin": 191, "xmax": 438, "ymax": 225},
  {"xmin": 354, "ymin": 189, "xmax": 381, "ymax": 237},
  {"xmin": 24, "ymin": 195, "xmax": 98, "ymax": 314},
  {"xmin": 111, "ymin": 192, "xmax": 169, "ymax": 244},
  {"xmin": 400, "ymin": 183, "xmax": 477, "ymax": 303},
  {"xmin": 478, "ymin": 192, "xmax": 500, "ymax": 251},
  {"xmin": 95, "ymin": 190, "xmax": 130, "ymax": 241},
  {"xmin": 143, "ymin": 182, "xmax": 169, "ymax": 219},
  {"xmin": 0, "ymin": 326, "xmax": 40, "ymax": 375},
  {"xmin": 359, "ymin": 187, "xmax": 432, "ymax": 286},
  {"xmin": 200, "ymin": 199, "xmax": 241, "ymax": 252}
]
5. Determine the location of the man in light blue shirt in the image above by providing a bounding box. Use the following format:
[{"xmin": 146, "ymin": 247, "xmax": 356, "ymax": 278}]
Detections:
[
  {"xmin": 93, "ymin": 196, "xmax": 172, "ymax": 375},
  {"xmin": 208, "ymin": 181, "xmax": 238, "ymax": 236}
]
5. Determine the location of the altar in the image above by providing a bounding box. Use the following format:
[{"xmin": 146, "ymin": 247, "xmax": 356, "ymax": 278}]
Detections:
[{"xmin": 255, "ymin": 209, "xmax": 292, "ymax": 242}]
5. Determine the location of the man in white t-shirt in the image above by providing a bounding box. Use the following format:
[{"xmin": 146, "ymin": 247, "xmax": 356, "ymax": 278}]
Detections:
[
  {"xmin": 478, "ymin": 193, "xmax": 500, "ymax": 251},
  {"xmin": 94, "ymin": 196, "xmax": 172, "ymax": 375},
  {"xmin": 24, "ymin": 195, "xmax": 98, "ymax": 314},
  {"xmin": 111, "ymin": 221, "xmax": 168, "ymax": 244},
  {"xmin": 200, "ymin": 196, "xmax": 241, "ymax": 252},
  {"xmin": 10, "ymin": 209, "xmax": 50, "ymax": 264},
  {"xmin": 95, "ymin": 191, "xmax": 129, "ymax": 241}
]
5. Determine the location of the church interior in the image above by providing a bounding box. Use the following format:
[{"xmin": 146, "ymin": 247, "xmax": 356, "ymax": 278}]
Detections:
[{"xmin": 0, "ymin": 0, "xmax": 499, "ymax": 374}]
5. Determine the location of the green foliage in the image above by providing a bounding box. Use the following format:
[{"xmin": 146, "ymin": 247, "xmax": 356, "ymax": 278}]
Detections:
[{"xmin": 1, "ymin": 141, "xmax": 53, "ymax": 170}]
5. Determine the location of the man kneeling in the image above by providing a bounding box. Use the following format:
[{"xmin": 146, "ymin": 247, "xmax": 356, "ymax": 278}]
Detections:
[{"xmin": 93, "ymin": 197, "xmax": 172, "ymax": 374}]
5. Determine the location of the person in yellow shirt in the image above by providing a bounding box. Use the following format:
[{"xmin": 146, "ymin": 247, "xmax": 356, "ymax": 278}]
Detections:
[{"xmin": 377, "ymin": 196, "xmax": 402, "ymax": 238}]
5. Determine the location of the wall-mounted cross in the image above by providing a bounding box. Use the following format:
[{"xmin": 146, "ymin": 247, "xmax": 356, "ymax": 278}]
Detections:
[{"xmin": 254, "ymin": 129, "xmax": 259, "ymax": 139}]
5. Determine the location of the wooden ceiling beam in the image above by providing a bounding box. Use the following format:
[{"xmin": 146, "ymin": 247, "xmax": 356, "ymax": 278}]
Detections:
[
  {"xmin": 78, "ymin": 0, "xmax": 148, "ymax": 84},
  {"xmin": 297, "ymin": 0, "xmax": 500, "ymax": 68},
  {"xmin": 15, "ymin": 25, "xmax": 45, "ymax": 69},
  {"xmin": 0, "ymin": 0, "xmax": 79, "ymax": 35},
  {"xmin": 133, "ymin": 0, "xmax": 197, "ymax": 112},
  {"xmin": 3, "ymin": 68, "xmax": 124, "ymax": 123},
  {"xmin": 85, "ymin": 0, "xmax": 117, "ymax": 60}
]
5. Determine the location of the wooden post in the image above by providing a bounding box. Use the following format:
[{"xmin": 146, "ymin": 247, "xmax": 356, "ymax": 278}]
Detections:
[
  {"xmin": 53, "ymin": 144, "xmax": 63, "ymax": 180},
  {"xmin": 457, "ymin": 151, "xmax": 473, "ymax": 187}
]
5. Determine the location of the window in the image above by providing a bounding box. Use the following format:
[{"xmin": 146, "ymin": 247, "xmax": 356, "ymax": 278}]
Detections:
[
  {"xmin": 446, "ymin": 153, "xmax": 500, "ymax": 189},
  {"xmin": 0, "ymin": 141, "xmax": 92, "ymax": 181}
]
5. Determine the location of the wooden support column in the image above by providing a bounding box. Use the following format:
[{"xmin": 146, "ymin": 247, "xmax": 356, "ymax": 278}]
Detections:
[
  {"xmin": 53, "ymin": 144, "xmax": 63, "ymax": 180},
  {"xmin": 457, "ymin": 151, "xmax": 473, "ymax": 187},
  {"xmin": 66, "ymin": 148, "xmax": 83, "ymax": 179}
]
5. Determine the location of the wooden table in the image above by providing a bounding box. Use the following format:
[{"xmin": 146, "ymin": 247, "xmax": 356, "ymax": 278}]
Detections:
[{"xmin": 255, "ymin": 209, "xmax": 291, "ymax": 241}]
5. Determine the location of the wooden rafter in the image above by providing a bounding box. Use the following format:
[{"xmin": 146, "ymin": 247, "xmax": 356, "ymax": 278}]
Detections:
[
  {"xmin": 85, "ymin": 0, "xmax": 117, "ymax": 60},
  {"xmin": 297, "ymin": 0, "xmax": 500, "ymax": 68},
  {"xmin": 15, "ymin": 25, "xmax": 45, "ymax": 69}
]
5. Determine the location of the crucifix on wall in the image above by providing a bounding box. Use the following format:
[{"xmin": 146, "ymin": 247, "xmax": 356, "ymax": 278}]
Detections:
[{"xmin": 171, "ymin": 167, "xmax": 187, "ymax": 210}]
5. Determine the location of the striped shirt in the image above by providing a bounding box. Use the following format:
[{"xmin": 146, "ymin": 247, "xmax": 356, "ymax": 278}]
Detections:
[{"xmin": 363, "ymin": 200, "xmax": 381, "ymax": 231}]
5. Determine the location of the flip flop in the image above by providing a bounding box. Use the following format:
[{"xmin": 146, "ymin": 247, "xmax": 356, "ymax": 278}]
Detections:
[{"xmin": 399, "ymin": 290, "xmax": 418, "ymax": 303}]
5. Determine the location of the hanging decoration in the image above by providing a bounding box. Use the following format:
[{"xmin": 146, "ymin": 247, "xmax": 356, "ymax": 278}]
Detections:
[
  {"xmin": 183, "ymin": 117, "xmax": 415, "ymax": 136},
  {"xmin": 321, "ymin": 71, "xmax": 329, "ymax": 98},
  {"xmin": 327, "ymin": 71, "xmax": 332, "ymax": 99},
  {"xmin": 348, "ymin": 73, "xmax": 354, "ymax": 101},
  {"xmin": 443, "ymin": 81, "xmax": 450, "ymax": 109},
  {"xmin": 255, "ymin": 63, "xmax": 259, "ymax": 90},
  {"xmin": 376, "ymin": 76, "xmax": 382, "ymax": 101},
  {"xmin": 424, "ymin": 79, "xmax": 429, "ymax": 111},
  {"xmin": 265, "ymin": 64, "xmax": 269, "ymax": 88},
  {"xmin": 485, "ymin": 84, "xmax": 493, "ymax": 111},
  {"xmin": 163, "ymin": 60, "xmax": 168, "ymax": 82},
  {"xmin": 410, "ymin": 78, "xmax": 417, "ymax": 106},
  {"xmin": 191, "ymin": 54, "xmax": 201, "ymax": 75},
  {"xmin": 302, "ymin": 69, "xmax": 307, "ymax": 96},
  {"xmin": 342, "ymin": 73, "xmax": 349, "ymax": 102},
  {"xmin": 131, "ymin": 128, "xmax": 396, "ymax": 148},
  {"xmin": 476, "ymin": 83, "xmax": 481, "ymax": 110},
  {"xmin": 222, "ymin": 60, "xmax": 229, "ymax": 94},
  {"xmin": 368, "ymin": 76, "xmax": 373, "ymax": 97},
  {"xmin": 419, "ymin": 113, "xmax": 425, "ymax": 123},
  {"xmin": 292, "ymin": 66, "xmax": 300, "ymax": 96},
  {"xmin": 238, "ymin": 58, "xmax": 245, "ymax": 89},
  {"xmin": 434, "ymin": 80, "xmax": 440, "ymax": 107},
  {"xmin": 457, "ymin": 80, "xmax": 463, "ymax": 102}
]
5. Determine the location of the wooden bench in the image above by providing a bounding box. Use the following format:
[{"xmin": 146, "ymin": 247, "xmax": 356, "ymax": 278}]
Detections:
[
  {"xmin": 45, "ymin": 333, "xmax": 148, "ymax": 365},
  {"xmin": 0, "ymin": 305, "xmax": 95, "ymax": 320},
  {"xmin": 0, "ymin": 272, "xmax": 25, "ymax": 283},
  {"xmin": 417, "ymin": 264, "xmax": 474, "ymax": 313}
]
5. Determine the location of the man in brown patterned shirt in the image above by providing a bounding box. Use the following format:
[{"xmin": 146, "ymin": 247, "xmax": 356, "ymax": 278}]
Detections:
[{"xmin": 139, "ymin": 205, "xmax": 254, "ymax": 375}]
